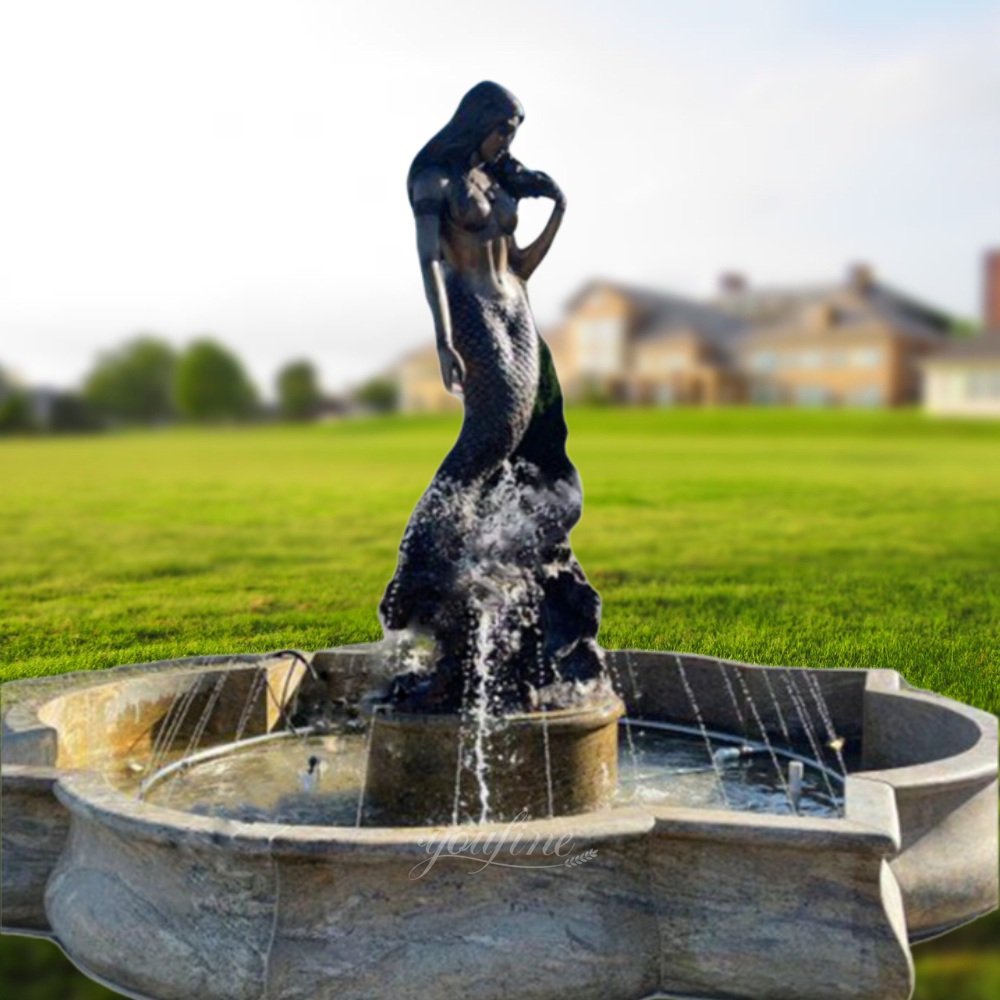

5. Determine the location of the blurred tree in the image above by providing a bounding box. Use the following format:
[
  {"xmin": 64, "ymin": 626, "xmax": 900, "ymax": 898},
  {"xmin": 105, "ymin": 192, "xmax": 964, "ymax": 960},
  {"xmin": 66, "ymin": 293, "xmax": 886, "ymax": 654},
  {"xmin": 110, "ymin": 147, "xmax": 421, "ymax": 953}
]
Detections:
[
  {"xmin": 49, "ymin": 392, "xmax": 102, "ymax": 433},
  {"xmin": 174, "ymin": 339, "xmax": 258, "ymax": 422},
  {"xmin": 354, "ymin": 376, "xmax": 399, "ymax": 414},
  {"xmin": 0, "ymin": 390, "xmax": 36, "ymax": 434},
  {"xmin": 949, "ymin": 318, "xmax": 982, "ymax": 339},
  {"xmin": 0, "ymin": 366, "xmax": 34, "ymax": 433},
  {"xmin": 276, "ymin": 360, "xmax": 322, "ymax": 421},
  {"xmin": 83, "ymin": 336, "xmax": 177, "ymax": 424}
]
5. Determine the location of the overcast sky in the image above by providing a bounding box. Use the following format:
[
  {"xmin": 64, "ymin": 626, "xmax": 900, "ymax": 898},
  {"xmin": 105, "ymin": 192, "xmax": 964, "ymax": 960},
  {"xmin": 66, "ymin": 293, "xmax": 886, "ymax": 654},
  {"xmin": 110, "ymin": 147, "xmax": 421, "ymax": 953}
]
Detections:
[{"xmin": 2, "ymin": 0, "xmax": 999, "ymax": 395}]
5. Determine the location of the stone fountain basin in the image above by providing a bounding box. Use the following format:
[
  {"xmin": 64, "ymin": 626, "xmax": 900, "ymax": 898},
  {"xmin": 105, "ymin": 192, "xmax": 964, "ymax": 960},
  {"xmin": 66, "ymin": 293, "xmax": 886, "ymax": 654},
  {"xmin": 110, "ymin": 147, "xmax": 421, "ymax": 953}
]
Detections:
[{"xmin": 2, "ymin": 646, "xmax": 996, "ymax": 1000}]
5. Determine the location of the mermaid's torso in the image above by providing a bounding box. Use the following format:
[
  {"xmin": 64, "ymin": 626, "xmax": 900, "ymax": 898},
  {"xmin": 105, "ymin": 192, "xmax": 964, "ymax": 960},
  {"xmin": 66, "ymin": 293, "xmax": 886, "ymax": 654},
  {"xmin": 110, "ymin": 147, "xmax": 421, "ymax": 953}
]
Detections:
[
  {"xmin": 440, "ymin": 166, "xmax": 521, "ymax": 300},
  {"xmin": 433, "ymin": 167, "xmax": 539, "ymax": 481}
]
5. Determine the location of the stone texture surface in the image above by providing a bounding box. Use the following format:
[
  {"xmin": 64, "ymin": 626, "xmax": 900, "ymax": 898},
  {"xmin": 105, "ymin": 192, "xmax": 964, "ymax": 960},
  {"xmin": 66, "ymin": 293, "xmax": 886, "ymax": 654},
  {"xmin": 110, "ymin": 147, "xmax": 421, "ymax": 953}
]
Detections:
[
  {"xmin": 36, "ymin": 659, "xmax": 302, "ymax": 770},
  {"xmin": 1, "ymin": 654, "xmax": 293, "ymax": 938},
  {"xmin": 1, "ymin": 647, "xmax": 997, "ymax": 1000},
  {"xmin": 267, "ymin": 828, "xmax": 660, "ymax": 1000},
  {"xmin": 1, "ymin": 766, "xmax": 68, "ymax": 931},
  {"xmin": 862, "ymin": 670, "xmax": 999, "ymax": 939},
  {"xmin": 2, "ymin": 654, "xmax": 290, "ymax": 769},
  {"xmin": 364, "ymin": 696, "xmax": 623, "ymax": 824},
  {"xmin": 648, "ymin": 829, "xmax": 912, "ymax": 1000},
  {"xmin": 46, "ymin": 807, "xmax": 275, "ymax": 1000}
]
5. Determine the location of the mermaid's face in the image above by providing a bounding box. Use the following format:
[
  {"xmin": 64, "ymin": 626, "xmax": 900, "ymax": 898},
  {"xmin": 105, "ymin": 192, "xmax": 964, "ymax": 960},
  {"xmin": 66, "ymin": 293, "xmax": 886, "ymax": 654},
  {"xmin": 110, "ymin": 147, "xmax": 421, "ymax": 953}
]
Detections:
[{"xmin": 478, "ymin": 116, "xmax": 520, "ymax": 163}]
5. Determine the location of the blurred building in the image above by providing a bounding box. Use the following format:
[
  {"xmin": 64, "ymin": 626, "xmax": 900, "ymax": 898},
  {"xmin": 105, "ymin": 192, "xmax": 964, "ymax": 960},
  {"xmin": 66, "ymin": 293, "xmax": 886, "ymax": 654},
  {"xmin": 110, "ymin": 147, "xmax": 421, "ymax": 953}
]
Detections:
[
  {"xmin": 922, "ymin": 250, "xmax": 1000, "ymax": 418},
  {"xmin": 546, "ymin": 281, "xmax": 745, "ymax": 405},
  {"xmin": 716, "ymin": 265, "xmax": 953, "ymax": 407},
  {"xmin": 390, "ymin": 262, "xmax": 962, "ymax": 411},
  {"xmin": 0, "ymin": 368, "xmax": 63, "ymax": 427},
  {"xmin": 394, "ymin": 344, "xmax": 461, "ymax": 413}
]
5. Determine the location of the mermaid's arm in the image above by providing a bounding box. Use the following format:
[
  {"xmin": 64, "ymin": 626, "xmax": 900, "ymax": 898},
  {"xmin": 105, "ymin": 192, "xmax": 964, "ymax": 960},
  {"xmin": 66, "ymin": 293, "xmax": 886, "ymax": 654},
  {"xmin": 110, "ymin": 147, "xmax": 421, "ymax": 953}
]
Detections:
[
  {"xmin": 510, "ymin": 192, "xmax": 566, "ymax": 282},
  {"xmin": 413, "ymin": 171, "xmax": 465, "ymax": 391}
]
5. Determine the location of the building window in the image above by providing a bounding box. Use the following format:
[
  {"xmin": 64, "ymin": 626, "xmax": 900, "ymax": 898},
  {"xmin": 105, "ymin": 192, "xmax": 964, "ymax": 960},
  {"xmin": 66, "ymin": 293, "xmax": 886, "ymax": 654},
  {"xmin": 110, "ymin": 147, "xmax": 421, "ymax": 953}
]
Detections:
[
  {"xmin": 966, "ymin": 370, "xmax": 1000, "ymax": 400},
  {"xmin": 849, "ymin": 347, "xmax": 882, "ymax": 368},
  {"xmin": 750, "ymin": 351, "xmax": 776, "ymax": 372},
  {"xmin": 656, "ymin": 352, "xmax": 684, "ymax": 374},
  {"xmin": 751, "ymin": 381, "xmax": 782, "ymax": 404},
  {"xmin": 847, "ymin": 385, "xmax": 884, "ymax": 407},
  {"xmin": 577, "ymin": 317, "xmax": 624, "ymax": 376},
  {"xmin": 799, "ymin": 349, "xmax": 824, "ymax": 369},
  {"xmin": 794, "ymin": 385, "xmax": 832, "ymax": 407}
]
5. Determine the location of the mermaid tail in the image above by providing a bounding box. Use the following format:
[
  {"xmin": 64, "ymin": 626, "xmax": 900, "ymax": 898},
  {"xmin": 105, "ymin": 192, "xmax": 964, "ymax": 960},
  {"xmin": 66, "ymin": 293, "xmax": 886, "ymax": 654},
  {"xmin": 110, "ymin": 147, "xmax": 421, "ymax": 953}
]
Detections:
[{"xmin": 379, "ymin": 275, "xmax": 604, "ymax": 712}]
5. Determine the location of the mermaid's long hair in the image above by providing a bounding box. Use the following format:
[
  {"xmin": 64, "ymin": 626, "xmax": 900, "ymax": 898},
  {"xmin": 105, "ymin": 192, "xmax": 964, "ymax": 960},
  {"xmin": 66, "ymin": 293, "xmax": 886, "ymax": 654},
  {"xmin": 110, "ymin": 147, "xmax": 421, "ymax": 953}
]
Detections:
[{"xmin": 407, "ymin": 81, "xmax": 554, "ymax": 206}]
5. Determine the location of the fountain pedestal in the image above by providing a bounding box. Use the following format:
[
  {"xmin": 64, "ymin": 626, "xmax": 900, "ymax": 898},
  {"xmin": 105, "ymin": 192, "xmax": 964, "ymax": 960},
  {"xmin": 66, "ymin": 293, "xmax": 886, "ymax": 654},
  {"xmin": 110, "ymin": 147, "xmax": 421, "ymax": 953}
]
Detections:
[{"xmin": 362, "ymin": 695, "xmax": 624, "ymax": 825}]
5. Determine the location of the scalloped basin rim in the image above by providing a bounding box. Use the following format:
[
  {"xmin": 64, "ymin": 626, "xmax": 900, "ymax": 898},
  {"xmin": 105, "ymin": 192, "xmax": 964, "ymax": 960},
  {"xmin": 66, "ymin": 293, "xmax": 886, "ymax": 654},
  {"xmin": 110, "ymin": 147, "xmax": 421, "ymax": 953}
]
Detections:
[
  {"xmin": 3, "ymin": 645, "xmax": 997, "ymax": 1000},
  {"xmin": 5, "ymin": 644, "xmax": 983, "ymax": 868},
  {"xmin": 3, "ymin": 647, "xmax": 990, "ymax": 773},
  {"xmin": 49, "ymin": 766, "xmax": 899, "ymax": 859},
  {"xmin": 858, "ymin": 673, "xmax": 997, "ymax": 790},
  {"xmin": 3, "ymin": 646, "xmax": 993, "ymax": 829}
]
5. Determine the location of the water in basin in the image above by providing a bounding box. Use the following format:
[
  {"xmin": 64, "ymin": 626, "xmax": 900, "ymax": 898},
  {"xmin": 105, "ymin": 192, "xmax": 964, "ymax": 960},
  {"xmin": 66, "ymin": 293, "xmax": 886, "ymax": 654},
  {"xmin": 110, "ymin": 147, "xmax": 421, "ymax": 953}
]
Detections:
[{"xmin": 141, "ymin": 721, "xmax": 842, "ymax": 825}]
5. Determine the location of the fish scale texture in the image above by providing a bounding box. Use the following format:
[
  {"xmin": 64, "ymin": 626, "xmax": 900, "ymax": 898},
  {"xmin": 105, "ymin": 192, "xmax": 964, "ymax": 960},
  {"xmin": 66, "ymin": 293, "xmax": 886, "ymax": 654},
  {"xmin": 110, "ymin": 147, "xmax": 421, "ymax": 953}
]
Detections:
[{"xmin": 379, "ymin": 272, "xmax": 605, "ymax": 713}]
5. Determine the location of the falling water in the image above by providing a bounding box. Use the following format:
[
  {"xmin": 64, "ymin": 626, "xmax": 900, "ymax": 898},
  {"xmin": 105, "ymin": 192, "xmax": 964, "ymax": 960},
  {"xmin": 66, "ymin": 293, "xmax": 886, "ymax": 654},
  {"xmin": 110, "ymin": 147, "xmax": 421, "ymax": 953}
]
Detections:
[
  {"xmin": 144, "ymin": 686, "xmax": 185, "ymax": 778},
  {"xmin": 138, "ymin": 653, "xmax": 320, "ymax": 804},
  {"xmin": 469, "ymin": 607, "xmax": 497, "ymax": 824},
  {"xmin": 758, "ymin": 668, "xmax": 793, "ymax": 748},
  {"xmin": 726, "ymin": 663, "xmax": 796, "ymax": 814},
  {"xmin": 533, "ymin": 624, "xmax": 555, "ymax": 818},
  {"xmin": 381, "ymin": 455, "xmax": 616, "ymax": 826},
  {"xmin": 452, "ymin": 718, "xmax": 467, "ymax": 825},
  {"xmin": 539, "ymin": 704, "xmax": 554, "ymax": 818},
  {"xmin": 781, "ymin": 671, "xmax": 841, "ymax": 813},
  {"xmin": 718, "ymin": 662, "xmax": 744, "ymax": 733},
  {"xmin": 607, "ymin": 652, "xmax": 641, "ymax": 790},
  {"xmin": 799, "ymin": 670, "xmax": 849, "ymax": 776},
  {"xmin": 356, "ymin": 703, "xmax": 384, "ymax": 827},
  {"xmin": 147, "ymin": 680, "xmax": 202, "ymax": 778},
  {"xmin": 184, "ymin": 673, "xmax": 228, "ymax": 757},
  {"xmin": 621, "ymin": 651, "xmax": 645, "ymax": 784},
  {"xmin": 455, "ymin": 459, "xmax": 585, "ymax": 823},
  {"xmin": 233, "ymin": 667, "xmax": 269, "ymax": 745},
  {"xmin": 159, "ymin": 673, "xmax": 230, "ymax": 805},
  {"xmin": 674, "ymin": 654, "xmax": 730, "ymax": 808},
  {"xmin": 781, "ymin": 672, "xmax": 826, "ymax": 767},
  {"xmin": 145, "ymin": 718, "xmax": 843, "ymax": 824}
]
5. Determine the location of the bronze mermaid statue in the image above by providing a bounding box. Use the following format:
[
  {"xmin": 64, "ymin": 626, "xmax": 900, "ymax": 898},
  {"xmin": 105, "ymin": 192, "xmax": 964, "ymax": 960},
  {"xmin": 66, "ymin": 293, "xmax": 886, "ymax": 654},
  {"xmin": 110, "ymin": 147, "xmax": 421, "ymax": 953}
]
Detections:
[{"xmin": 379, "ymin": 81, "xmax": 606, "ymax": 715}]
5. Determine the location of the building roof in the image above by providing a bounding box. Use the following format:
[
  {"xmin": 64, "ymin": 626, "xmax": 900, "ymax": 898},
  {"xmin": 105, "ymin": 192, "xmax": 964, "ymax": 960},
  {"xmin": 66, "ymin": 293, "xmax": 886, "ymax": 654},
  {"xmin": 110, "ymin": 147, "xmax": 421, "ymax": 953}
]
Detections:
[
  {"xmin": 865, "ymin": 282, "xmax": 955, "ymax": 335},
  {"xmin": 565, "ymin": 279, "xmax": 744, "ymax": 345},
  {"xmin": 712, "ymin": 278, "xmax": 954, "ymax": 341},
  {"xmin": 710, "ymin": 282, "xmax": 836, "ymax": 325},
  {"xmin": 569, "ymin": 270, "xmax": 957, "ymax": 351},
  {"xmin": 922, "ymin": 334, "xmax": 1000, "ymax": 365}
]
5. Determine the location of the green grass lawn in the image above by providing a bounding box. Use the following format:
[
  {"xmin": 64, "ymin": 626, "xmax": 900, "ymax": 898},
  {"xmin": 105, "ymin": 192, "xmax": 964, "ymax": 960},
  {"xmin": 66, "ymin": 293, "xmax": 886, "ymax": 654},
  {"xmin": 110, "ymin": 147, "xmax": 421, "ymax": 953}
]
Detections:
[{"xmin": 1, "ymin": 407, "xmax": 998, "ymax": 998}]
